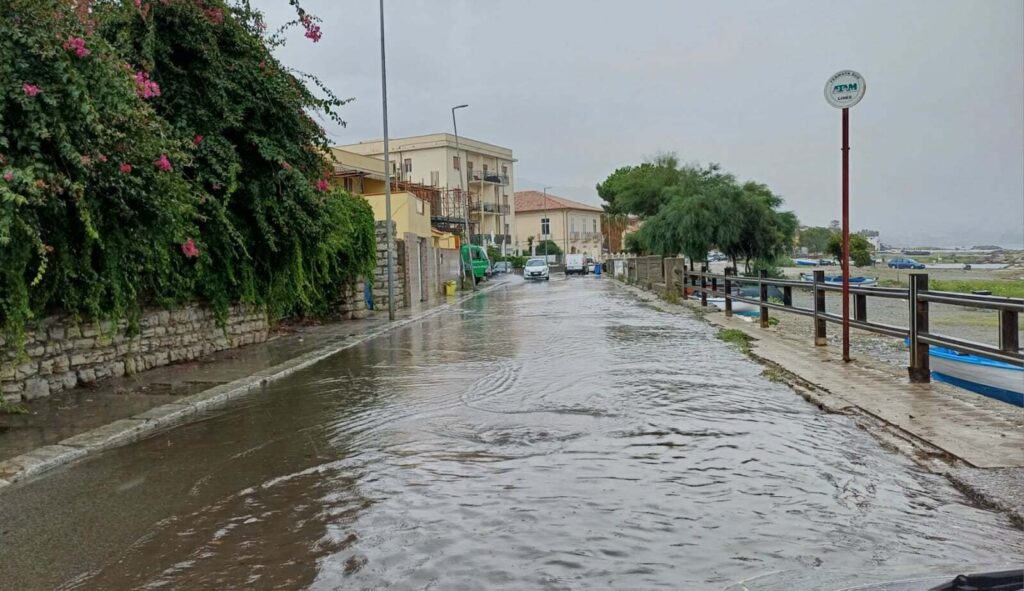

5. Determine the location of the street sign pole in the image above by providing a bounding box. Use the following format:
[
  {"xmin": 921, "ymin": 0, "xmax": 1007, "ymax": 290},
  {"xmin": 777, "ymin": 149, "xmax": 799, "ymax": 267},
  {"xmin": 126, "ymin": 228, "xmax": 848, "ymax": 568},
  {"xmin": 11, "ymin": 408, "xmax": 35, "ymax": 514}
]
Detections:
[
  {"xmin": 842, "ymin": 106, "xmax": 850, "ymax": 362},
  {"xmin": 825, "ymin": 70, "xmax": 865, "ymax": 363}
]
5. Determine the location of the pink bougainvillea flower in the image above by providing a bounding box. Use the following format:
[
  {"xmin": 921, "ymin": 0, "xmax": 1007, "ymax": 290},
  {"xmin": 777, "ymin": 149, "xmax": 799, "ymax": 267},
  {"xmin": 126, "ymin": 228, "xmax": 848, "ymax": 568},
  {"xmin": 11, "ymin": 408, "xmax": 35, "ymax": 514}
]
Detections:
[
  {"xmin": 300, "ymin": 14, "xmax": 322, "ymax": 42},
  {"xmin": 315, "ymin": 178, "xmax": 330, "ymax": 192},
  {"xmin": 280, "ymin": 161, "xmax": 292, "ymax": 171},
  {"xmin": 258, "ymin": 60, "xmax": 266, "ymax": 71},
  {"xmin": 97, "ymin": 153, "xmax": 108, "ymax": 163},
  {"xmin": 119, "ymin": 163, "xmax": 133, "ymax": 174},
  {"xmin": 80, "ymin": 154, "xmax": 92, "ymax": 165},
  {"xmin": 22, "ymin": 84, "xmax": 41, "ymax": 96},
  {"xmin": 44, "ymin": 244, "xmax": 54, "ymax": 253},
  {"xmin": 181, "ymin": 239, "xmax": 200, "ymax": 258},
  {"xmin": 205, "ymin": 8, "xmax": 224, "ymax": 25},
  {"xmin": 63, "ymin": 36, "xmax": 90, "ymax": 58},
  {"xmin": 133, "ymin": 71, "xmax": 161, "ymax": 99},
  {"xmin": 154, "ymin": 154, "xmax": 172, "ymax": 171},
  {"xmin": 193, "ymin": 134, "xmax": 204, "ymax": 146},
  {"xmin": 2, "ymin": 172, "xmax": 13, "ymax": 182},
  {"xmin": 133, "ymin": 0, "xmax": 141, "ymax": 7}
]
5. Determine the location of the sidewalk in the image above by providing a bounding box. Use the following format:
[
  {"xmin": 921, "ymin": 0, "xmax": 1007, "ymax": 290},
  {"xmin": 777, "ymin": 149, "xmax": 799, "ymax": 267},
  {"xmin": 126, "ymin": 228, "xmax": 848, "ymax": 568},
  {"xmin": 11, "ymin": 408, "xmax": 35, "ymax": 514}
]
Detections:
[
  {"xmin": 0, "ymin": 280, "xmax": 511, "ymax": 488},
  {"xmin": 614, "ymin": 281, "xmax": 1024, "ymax": 522}
]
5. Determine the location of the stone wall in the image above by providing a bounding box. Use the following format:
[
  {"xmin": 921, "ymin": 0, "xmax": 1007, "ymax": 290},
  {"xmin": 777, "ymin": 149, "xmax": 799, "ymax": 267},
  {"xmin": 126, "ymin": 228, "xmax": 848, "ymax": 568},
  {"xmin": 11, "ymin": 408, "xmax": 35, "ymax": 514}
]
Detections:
[
  {"xmin": 1, "ymin": 305, "xmax": 268, "ymax": 404},
  {"xmin": 370, "ymin": 220, "xmax": 406, "ymax": 311}
]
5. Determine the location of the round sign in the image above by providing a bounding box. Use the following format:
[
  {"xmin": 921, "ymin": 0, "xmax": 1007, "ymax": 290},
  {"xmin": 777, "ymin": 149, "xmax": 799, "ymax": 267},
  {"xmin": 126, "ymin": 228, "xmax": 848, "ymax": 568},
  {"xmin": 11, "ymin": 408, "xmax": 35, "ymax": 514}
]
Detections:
[{"xmin": 824, "ymin": 70, "xmax": 866, "ymax": 109}]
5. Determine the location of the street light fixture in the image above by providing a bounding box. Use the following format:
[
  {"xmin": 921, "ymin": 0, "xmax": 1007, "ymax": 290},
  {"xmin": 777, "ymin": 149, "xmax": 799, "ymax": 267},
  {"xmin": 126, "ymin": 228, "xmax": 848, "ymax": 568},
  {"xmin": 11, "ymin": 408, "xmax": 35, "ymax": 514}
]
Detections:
[
  {"xmin": 379, "ymin": 0, "xmax": 395, "ymax": 320},
  {"xmin": 451, "ymin": 104, "xmax": 474, "ymax": 291}
]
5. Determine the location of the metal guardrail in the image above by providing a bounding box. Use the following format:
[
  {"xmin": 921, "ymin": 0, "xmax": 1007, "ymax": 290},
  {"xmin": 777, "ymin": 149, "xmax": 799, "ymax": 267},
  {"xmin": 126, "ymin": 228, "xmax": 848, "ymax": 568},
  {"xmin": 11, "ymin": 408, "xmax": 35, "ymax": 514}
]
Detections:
[
  {"xmin": 466, "ymin": 171, "xmax": 509, "ymax": 185},
  {"xmin": 672, "ymin": 266, "xmax": 1023, "ymax": 381}
]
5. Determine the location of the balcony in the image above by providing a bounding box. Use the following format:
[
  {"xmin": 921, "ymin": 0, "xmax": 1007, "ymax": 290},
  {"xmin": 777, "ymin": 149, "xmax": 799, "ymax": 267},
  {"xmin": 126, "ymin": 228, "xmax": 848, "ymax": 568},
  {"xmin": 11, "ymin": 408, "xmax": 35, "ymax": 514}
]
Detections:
[
  {"xmin": 469, "ymin": 201, "xmax": 511, "ymax": 215},
  {"xmin": 570, "ymin": 231, "xmax": 602, "ymax": 241},
  {"xmin": 466, "ymin": 170, "xmax": 509, "ymax": 186}
]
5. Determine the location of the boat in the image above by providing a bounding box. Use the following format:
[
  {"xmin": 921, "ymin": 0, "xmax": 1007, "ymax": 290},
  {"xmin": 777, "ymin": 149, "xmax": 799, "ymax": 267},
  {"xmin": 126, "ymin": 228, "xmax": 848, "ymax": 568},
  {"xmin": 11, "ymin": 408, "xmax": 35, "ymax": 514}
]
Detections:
[
  {"xmin": 799, "ymin": 273, "xmax": 878, "ymax": 287},
  {"xmin": 928, "ymin": 346, "xmax": 1023, "ymax": 407},
  {"xmin": 794, "ymin": 258, "xmax": 818, "ymax": 266},
  {"xmin": 695, "ymin": 296, "xmax": 760, "ymax": 316}
]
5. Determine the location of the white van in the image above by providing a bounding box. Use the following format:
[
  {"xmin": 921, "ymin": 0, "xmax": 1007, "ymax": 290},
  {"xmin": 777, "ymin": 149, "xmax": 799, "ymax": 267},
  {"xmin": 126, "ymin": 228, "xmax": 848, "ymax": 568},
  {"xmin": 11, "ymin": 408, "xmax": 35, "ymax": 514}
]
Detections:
[{"xmin": 565, "ymin": 253, "xmax": 586, "ymax": 276}]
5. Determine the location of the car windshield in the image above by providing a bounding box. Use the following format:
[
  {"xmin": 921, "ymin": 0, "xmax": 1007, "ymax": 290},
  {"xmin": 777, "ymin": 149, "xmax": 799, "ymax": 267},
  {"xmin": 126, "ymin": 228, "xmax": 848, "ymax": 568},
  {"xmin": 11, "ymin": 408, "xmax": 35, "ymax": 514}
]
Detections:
[{"xmin": 525, "ymin": 259, "xmax": 545, "ymax": 267}]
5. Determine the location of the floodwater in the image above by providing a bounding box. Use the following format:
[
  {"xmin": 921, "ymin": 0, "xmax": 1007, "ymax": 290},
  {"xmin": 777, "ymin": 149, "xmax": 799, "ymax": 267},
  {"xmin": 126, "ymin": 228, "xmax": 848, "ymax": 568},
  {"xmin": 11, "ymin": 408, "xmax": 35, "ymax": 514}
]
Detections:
[{"xmin": 0, "ymin": 278, "xmax": 1020, "ymax": 590}]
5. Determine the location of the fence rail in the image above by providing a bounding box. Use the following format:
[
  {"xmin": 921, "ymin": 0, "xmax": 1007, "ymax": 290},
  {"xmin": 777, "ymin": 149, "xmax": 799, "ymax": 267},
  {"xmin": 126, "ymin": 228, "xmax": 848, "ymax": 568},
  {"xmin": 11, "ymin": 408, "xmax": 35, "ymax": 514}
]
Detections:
[
  {"xmin": 607, "ymin": 255, "xmax": 1022, "ymax": 383},
  {"xmin": 683, "ymin": 267, "xmax": 1022, "ymax": 377}
]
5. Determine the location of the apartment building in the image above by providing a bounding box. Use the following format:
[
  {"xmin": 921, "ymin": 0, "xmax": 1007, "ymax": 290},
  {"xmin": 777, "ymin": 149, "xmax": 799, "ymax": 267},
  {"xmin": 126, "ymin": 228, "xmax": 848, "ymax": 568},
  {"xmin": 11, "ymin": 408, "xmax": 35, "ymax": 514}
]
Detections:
[
  {"xmin": 335, "ymin": 133, "xmax": 516, "ymax": 254},
  {"xmin": 514, "ymin": 191, "xmax": 603, "ymax": 258}
]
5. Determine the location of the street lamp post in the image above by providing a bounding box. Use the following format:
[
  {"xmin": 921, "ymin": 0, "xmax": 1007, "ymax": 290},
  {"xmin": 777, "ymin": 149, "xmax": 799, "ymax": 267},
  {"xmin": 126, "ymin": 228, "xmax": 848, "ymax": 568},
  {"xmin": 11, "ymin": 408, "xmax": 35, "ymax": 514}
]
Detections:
[
  {"xmin": 542, "ymin": 186, "xmax": 552, "ymax": 261},
  {"xmin": 379, "ymin": 0, "xmax": 395, "ymax": 320},
  {"xmin": 452, "ymin": 104, "xmax": 474, "ymax": 291}
]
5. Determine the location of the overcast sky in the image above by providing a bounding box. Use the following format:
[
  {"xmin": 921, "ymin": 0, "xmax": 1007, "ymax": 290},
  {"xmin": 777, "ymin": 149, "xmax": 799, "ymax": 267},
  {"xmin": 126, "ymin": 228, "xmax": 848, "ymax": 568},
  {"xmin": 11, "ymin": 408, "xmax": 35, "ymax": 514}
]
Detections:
[{"xmin": 256, "ymin": 0, "xmax": 1024, "ymax": 248}]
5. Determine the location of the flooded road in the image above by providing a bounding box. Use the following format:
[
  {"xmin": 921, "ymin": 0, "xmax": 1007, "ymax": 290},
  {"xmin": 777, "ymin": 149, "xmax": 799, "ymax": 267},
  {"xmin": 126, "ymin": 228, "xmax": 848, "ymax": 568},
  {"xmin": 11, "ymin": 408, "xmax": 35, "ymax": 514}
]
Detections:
[{"xmin": 1, "ymin": 277, "xmax": 1020, "ymax": 590}]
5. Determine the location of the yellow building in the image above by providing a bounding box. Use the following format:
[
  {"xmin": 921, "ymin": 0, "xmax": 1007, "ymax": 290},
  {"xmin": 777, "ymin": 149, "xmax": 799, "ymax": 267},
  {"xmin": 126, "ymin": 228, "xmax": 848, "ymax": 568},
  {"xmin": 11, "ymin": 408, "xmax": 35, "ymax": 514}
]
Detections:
[
  {"xmin": 334, "ymin": 133, "xmax": 515, "ymax": 254},
  {"xmin": 330, "ymin": 147, "xmax": 441, "ymax": 241},
  {"xmin": 514, "ymin": 191, "xmax": 603, "ymax": 257}
]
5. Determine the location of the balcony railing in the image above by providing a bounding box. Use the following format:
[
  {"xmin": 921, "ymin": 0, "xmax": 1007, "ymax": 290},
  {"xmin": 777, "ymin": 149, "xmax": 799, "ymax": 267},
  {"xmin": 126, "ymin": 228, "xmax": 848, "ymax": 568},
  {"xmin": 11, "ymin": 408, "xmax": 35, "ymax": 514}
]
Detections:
[
  {"xmin": 471, "ymin": 233, "xmax": 513, "ymax": 245},
  {"xmin": 466, "ymin": 170, "xmax": 509, "ymax": 186},
  {"xmin": 470, "ymin": 201, "xmax": 511, "ymax": 214},
  {"xmin": 570, "ymin": 231, "xmax": 601, "ymax": 241}
]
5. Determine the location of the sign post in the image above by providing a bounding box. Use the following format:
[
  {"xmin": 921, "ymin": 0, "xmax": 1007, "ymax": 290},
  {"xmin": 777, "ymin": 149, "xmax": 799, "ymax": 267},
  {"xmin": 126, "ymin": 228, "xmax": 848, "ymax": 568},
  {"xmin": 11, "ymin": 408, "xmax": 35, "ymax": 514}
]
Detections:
[{"xmin": 824, "ymin": 70, "xmax": 866, "ymax": 363}]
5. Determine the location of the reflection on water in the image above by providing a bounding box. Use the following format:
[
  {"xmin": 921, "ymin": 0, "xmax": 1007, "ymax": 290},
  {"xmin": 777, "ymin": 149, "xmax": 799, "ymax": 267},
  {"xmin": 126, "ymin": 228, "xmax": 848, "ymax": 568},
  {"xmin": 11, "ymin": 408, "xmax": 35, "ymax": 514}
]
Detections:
[{"xmin": 1, "ymin": 279, "xmax": 1020, "ymax": 590}]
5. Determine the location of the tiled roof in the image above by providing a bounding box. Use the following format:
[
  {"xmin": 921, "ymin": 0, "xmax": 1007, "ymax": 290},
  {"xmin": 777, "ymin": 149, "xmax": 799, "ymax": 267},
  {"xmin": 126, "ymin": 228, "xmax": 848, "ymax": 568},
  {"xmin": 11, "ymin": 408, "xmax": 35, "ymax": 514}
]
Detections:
[{"xmin": 514, "ymin": 191, "xmax": 603, "ymax": 213}]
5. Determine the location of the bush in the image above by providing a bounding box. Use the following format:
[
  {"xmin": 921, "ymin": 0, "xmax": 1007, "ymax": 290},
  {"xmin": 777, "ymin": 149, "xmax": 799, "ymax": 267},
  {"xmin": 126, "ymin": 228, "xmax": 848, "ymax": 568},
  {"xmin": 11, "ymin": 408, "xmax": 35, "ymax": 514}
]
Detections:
[{"xmin": 0, "ymin": 0, "xmax": 375, "ymax": 341}]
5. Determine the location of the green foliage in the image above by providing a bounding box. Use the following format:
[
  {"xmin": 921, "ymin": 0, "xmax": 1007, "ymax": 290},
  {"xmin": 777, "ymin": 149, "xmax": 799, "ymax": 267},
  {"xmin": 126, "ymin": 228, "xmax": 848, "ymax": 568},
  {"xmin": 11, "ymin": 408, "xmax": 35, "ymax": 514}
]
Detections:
[
  {"xmin": 798, "ymin": 226, "xmax": 833, "ymax": 254},
  {"xmin": 929, "ymin": 279, "xmax": 1024, "ymax": 298},
  {"xmin": 717, "ymin": 328, "xmax": 752, "ymax": 353},
  {"xmin": 827, "ymin": 233, "xmax": 873, "ymax": 268},
  {"xmin": 0, "ymin": 0, "xmax": 375, "ymax": 340},
  {"xmin": 599, "ymin": 156, "xmax": 797, "ymax": 272},
  {"xmin": 533, "ymin": 239, "xmax": 562, "ymax": 256}
]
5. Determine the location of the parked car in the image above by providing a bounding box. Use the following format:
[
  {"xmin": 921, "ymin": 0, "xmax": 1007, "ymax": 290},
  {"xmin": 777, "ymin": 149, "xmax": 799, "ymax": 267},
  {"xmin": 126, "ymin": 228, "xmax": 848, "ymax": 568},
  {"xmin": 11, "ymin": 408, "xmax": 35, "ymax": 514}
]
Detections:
[
  {"xmin": 565, "ymin": 254, "xmax": 586, "ymax": 276},
  {"xmin": 585, "ymin": 257, "xmax": 596, "ymax": 273},
  {"xmin": 492, "ymin": 261, "xmax": 512, "ymax": 274},
  {"xmin": 888, "ymin": 257, "xmax": 926, "ymax": 269},
  {"xmin": 524, "ymin": 258, "xmax": 550, "ymax": 281}
]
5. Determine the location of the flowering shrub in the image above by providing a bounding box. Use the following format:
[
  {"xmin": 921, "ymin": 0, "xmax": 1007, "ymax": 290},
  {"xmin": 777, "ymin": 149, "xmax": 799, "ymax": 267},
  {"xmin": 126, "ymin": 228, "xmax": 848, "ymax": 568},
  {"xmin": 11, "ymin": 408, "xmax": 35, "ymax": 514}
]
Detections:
[{"xmin": 1, "ymin": 0, "xmax": 374, "ymax": 342}]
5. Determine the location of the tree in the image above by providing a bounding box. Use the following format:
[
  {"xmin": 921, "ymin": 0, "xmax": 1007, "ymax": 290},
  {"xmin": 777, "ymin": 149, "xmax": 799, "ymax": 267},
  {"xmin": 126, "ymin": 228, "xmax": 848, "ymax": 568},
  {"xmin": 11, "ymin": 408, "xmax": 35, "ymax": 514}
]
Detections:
[
  {"xmin": 798, "ymin": 226, "xmax": 833, "ymax": 254},
  {"xmin": 534, "ymin": 240, "xmax": 562, "ymax": 256},
  {"xmin": 827, "ymin": 233, "xmax": 874, "ymax": 268}
]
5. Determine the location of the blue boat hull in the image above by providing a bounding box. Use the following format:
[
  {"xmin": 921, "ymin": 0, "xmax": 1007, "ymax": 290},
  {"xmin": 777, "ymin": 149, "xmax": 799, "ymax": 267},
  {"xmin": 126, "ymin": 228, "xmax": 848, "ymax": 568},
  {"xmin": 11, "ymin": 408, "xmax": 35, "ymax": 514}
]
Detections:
[{"xmin": 929, "ymin": 346, "xmax": 1023, "ymax": 407}]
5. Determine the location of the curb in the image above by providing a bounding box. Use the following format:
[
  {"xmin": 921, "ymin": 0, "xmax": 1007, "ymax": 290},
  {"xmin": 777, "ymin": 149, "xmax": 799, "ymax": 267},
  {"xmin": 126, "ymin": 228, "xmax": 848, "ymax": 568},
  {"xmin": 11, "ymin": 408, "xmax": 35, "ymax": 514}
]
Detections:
[{"xmin": 0, "ymin": 281, "xmax": 509, "ymax": 489}]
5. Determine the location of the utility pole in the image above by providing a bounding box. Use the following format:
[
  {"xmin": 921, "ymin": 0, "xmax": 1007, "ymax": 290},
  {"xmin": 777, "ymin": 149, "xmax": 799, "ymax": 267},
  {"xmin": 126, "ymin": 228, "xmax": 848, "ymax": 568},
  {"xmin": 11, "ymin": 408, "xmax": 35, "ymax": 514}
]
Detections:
[
  {"xmin": 379, "ymin": 0, "xmax": 395, "ymax": 320},
  {"xmin": 543, "ymin": 186, "xmax": 551, "ymax": 261},
  {"xmin": 452, "ymin": 104, "xmax": 474, "ymax": 291}
]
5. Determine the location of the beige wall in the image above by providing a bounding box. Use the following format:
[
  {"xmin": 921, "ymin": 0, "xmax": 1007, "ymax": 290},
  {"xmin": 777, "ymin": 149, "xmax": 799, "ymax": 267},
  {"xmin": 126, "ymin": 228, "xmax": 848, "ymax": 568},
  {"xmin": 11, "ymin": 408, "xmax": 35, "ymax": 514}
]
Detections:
[{"xmin": 517, "ymin": 208, "xmax": 602, "ymax": 257}]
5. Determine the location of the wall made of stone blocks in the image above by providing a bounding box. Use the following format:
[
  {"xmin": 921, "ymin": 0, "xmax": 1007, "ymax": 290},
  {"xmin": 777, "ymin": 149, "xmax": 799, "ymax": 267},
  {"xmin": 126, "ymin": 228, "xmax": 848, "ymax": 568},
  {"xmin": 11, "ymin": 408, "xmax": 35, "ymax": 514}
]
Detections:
[{"xmin": 1, "ymin": 305, "xmax": 268, "ymax": 404}]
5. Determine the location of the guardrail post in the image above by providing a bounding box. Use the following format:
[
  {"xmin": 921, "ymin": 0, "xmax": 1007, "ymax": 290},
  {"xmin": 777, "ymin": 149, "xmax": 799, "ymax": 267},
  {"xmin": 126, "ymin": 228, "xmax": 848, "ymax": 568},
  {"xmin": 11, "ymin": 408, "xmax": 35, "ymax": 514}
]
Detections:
[
  {"xmin": 1000, "ymin": 310, "xmax": 1019, "ymax": 354},
  {"xmin": 783, "ymin": 285, "xmax": 792, "ymax": 307},
  {"xmin": 700, "ymin": 265, "xmax": 708, "ymax": 307},
  {"xmin": 813, "ymin": 270, "xmax": 826, "ymax": 346},
  {"xmin": 854, "ymin": 293, "xmax": 867, "ymax": 322},
  {"xmin": 724, "ymin": 268, "xmax": 733, "ymax": 317},
  {"xmin": 711, "ymin": 275, "xmax": 718, "ymax": 301},
  {"xmin": 908, "ymin": 273, "xmax": 930, "ymax": 383},
  {"xmin": 759, "ymin": 270, "xmax": 769, "ymax": 329}
]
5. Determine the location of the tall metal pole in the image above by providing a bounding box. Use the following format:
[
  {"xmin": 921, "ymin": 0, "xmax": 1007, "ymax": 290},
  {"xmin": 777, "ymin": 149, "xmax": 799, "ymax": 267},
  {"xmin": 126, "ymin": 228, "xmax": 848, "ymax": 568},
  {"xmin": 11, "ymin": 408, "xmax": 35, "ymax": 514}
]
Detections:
[
  {"xmin": 452, "ymin": 104, "xmax": 474, "ymax": 291},
  {"xmin": 841, "ymin": 107, "xmax": 850, "ymax": 362},
  {"xmin": 379, "ymin": 0, "xmax": 395, "ymax": 321},
  {"xmin": 542, "ymin": 186, "xmax": 551, "ymax": 260}
]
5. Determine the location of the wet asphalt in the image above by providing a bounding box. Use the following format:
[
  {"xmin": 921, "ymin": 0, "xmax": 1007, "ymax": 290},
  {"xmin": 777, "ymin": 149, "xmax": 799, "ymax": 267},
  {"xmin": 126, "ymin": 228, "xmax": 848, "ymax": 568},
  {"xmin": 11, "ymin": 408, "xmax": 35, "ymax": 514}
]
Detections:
[{"xmin": 0, "ymin": 276, "xmax": 1020, "ymax": 590}]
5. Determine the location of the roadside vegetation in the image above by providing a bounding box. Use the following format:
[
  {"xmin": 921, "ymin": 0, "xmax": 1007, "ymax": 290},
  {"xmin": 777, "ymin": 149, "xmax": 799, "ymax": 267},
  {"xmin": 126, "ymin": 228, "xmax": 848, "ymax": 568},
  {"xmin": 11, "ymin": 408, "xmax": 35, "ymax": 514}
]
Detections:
[
  {"xmin": 717, "ymin": 328, "xmax": 752, "ymax": 353},
  {"xmin": 930, "ymin": 280, "xmax": 1024, "ymax": 298},
  {"xmin": 597, "ymin": 155, "xmax": 797, "ymax": 276},
  {"xmin": 1, "ymin": 0, "xmax": 375, "ymax": 343}
]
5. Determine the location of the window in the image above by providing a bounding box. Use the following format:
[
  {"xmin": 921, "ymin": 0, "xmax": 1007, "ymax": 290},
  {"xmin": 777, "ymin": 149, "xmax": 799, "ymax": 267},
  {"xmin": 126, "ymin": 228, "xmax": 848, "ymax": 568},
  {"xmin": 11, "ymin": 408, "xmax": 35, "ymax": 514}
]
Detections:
[
  {"xmin": 415, "ymin": 199, "xmax": 424, "ymax": 214},
  {"xmin": 570, "ymin": 217, "xmax": 576, "ymax": 232},
  {"xmin": 403, "ymin": 158, "xmax": 412, "ymax": 173},
  {"xmin": 343, "ymin": 177, "xmax": 353, "ymax": 192},
  {"xmin": 430, "ymin": 171, "xmax": 439, "ymax": 186},
  {"xmin": 501, "ymin": 165, "xmax": 508, "ymax": 177},
  {"xmin": 466, "ymin": 161, "xmax": 474, "ymax": 176},
  {"xmin": 541, "ymin": 217, "xmax": 550, "ymax": 236},
  {"xmin": 593, "ymin": 219, "xmax": 598, "ymax": 234},
  {"xmin": 482, "ymin": 164, "xmax": 488, "ymax": 176},
  {"xmin": 453, "ymin": 156, "xmax": 460, "ymax": 170}
]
